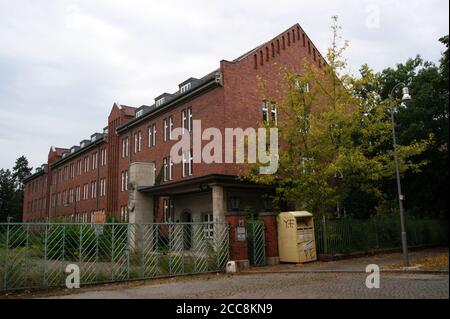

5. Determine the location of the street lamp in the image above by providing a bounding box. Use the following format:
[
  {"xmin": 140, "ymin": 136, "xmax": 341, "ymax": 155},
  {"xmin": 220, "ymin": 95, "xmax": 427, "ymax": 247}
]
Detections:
[{"xmin": 389, "ymin": 82, "xmax": 412, "ymax": 268}]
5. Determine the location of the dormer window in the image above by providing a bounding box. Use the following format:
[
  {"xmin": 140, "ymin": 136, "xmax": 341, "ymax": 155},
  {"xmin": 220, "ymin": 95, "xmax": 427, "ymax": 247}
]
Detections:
[
  {"xmin": 180, "ymin": 82, "xmax": 192, "ymax": 94},
  {"xmin": 156, "ymin": 97, "xmax": 166, "ymax": 107},
  {"xmin": 91, "ymin": 135, "xmax": 97, "ymax": 142},
  {"xmin": 135, "ymin": 110, "xmax": 143, "ymax": 118}
]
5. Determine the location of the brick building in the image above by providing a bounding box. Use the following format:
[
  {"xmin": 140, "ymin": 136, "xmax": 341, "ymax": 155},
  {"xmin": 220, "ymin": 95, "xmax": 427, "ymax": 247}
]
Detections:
[{"xmin": 23, "ymin": 23, "xmax": 326, "ymax": 263}]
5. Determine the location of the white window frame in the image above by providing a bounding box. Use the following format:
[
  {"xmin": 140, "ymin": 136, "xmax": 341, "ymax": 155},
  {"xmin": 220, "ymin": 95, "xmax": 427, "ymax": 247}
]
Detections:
[
  {"xmin": 271, "ymin": 103, "xmax": 278, "ymax": 125},
  {"xmin": 262, "ymin": 101, "xmax": 269, "ymax": 124},
  {"xmin": 188, "ymin": 107, "xmax": 193, "ymax": 132},
  {"xmin": 180, "ymin": 82, "xmax": 192, "ymax": 94},
  {"xmin": 182, "ymin": 150, "xmax": 193, "ymax": 177},
  {"xmin": 91, "ymin": 181, "xmax": 97, "ymax": 199},
  {"xmin": 163, "ymin": 199, "xmax": 174, "ymax": 223},
  {"xmin": 182, "ymin": 109, "xmax": 187, "ymax": 131},
  {"xmin": 156, "ymin": 97, "xmax": 165, "ymax": 107},
  {"xmin": 164, "ymin": 119, "xmax": 168, "ymax": 142}
]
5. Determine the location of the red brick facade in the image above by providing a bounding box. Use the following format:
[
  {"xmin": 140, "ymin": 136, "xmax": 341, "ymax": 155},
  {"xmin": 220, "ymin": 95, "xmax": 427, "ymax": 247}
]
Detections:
[{"xmin": 22, "ymin": 23, "xmax": 324, "ymax": 228}]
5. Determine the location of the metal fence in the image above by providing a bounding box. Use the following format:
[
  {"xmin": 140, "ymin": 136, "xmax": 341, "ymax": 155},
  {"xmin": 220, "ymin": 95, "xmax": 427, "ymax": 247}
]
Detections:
[
  {"xmin": 314, "ymin": 215, "xmax": 449, "ymax": 256},
  {"xmin": 247, "ymin": 220, "xmax": 266, "ymax": 266},
  {"xmin": 0, "ymin": 222, "xmax": 229, "ymax": 292}
]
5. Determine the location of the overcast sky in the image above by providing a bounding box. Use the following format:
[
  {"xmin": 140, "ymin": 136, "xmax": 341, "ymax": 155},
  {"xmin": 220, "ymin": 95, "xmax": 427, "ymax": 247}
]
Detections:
[{"xmin": 0, "ymin": 0, "xmax": 448, "ymax": 171}]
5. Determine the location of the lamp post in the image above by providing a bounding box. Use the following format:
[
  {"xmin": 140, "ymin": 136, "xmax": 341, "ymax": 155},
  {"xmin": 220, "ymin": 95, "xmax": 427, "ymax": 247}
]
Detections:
[{"xmin": 389, "ymin": 82, "xmax": 412, "ymax": 268}]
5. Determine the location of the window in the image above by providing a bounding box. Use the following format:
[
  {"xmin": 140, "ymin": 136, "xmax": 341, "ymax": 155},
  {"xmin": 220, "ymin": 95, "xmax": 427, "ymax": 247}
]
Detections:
[
  {"xmin": 69, "ymin": 188, "xmax": 74, "ymax": 204},
  {"xmin": 120, "ymin": 206, "xmax": 129, "ymax": 222},
  {"xmin": 134, "ymin": 131, "xmax": 142, "ymax": 153},
  {"xmin": 182, "ymin": 149, "xmax": 193, "ymax": 177},
  {"xmin": 163, "ymin": 199, "xmax": 174, "ymax": 223},
  {"xmin": 92, "ymin": 152, "xmax": 98, "ymax": 170},
  {"xmin": 164, "ymin": 116, "xmax": 173, "ymax": 141},
  {"xmin": 84, "ymin": 156, "xmax": 89, "ymax": 173},
  {"xmin": 63, "ymin": 190, "xmax": 67, "ymax": 206},
  {"xmin": 260, "ymin": 102, "xmax": 277, "ymax": 125},
  {"xmin": 271, "ymin": 103, "xmax": 277, "ymax": 125},
  {"xmin": 152, "ymin": 124, "xmax": 157, "ymax": 146},
  {"xmin": 203, "ymin": 213, "xmax": 214, "ymax": 239},
  {"xmin": 305, "ymin": 82, "xmax": 310, "ymax": 93},
  {"xmin": 76, "ymin": 186, "xmax": 80, "ymax": 202},
  {"xmin": 230, "ymin": 196, "xmax": 241, "ymax": 211},
  {"xmin": 122, "ymin": 138, "xmax": 129, "ymax": 158},
  {"xmin": 135, "ymin": 110, "xmax": 143, "ymax": 118},
  {"xmin": 83, "ymin": 184, "xmax": 89, "ymax": 200},
  {"xmin": 100, "ymin": 148, "xmax": 107, "ymax": 166},
  {"xmin": 121, "ymin": 171, "xmax": 129, "ymax": 192},
  {"xmin": 77, "ymin": 160, "xmax": 81, "ymax": 176},
  {"xmin": 100, "ymin": 178, "xmax": 106, "ymax": 197},
  {"xmin": 182, "ymin": 109, "xmax": 187, "ymax": 131},
  {"xmin": 148, "ymin": 124, "xmax": 157, "ymax": 147},
  {"xmin": 262, "ymin": 101, "xmax": 269, "ymax": 124},
  {"xmin": 156, "ymin": 97, "xmax": 165, "ymax": 107},
  {"xmin": 91, "ymin": 181, "xmax": 97, "ymax": 199},
  {"xmin": 163, "ymin": 157, "xmax": 173, "ymax": 182},
  {"xmin": 70, "ymin": 163, "xmax": 74, "ymax": 179},
  {"xmin": 181, "ymin": 107, "xmax": 193, "ymax": 132},
  {"xmin": 180, "ymin": 82, "xmax": 192, "ymax": 93}
]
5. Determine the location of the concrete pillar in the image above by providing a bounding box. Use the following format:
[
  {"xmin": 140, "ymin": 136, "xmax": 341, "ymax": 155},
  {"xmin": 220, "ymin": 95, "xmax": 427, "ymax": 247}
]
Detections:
[
  {"xmin": 225, "ymin": 213, "xmax": 249, "ymax": 270},
  {"xmin": 212, "ymin": 184, "xmax": 226, "ymax": 223},
  {"xmin": 128, "ymin": 162, "xmax": 155, "ymax": 223},
  {"xmin": 128, "ymin": 162, "xmax": 155, "ymax": 253}
]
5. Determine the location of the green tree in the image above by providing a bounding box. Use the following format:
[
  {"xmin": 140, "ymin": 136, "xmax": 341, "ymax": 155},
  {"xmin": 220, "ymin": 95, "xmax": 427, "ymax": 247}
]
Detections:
[
  {"xmin": 12, "ymin": 155, "xmax": 32, "ymax": 191},
  {"xmin": 0, "ymin": 169, "xmax": 16, "ymax": 222},
  {"xmin": 244, "ymin": 16, "xmax": 430, "ymax": 218},
  {"xmin": 375, "ymin": 36, "xmax": 449, "ymax": 218}
]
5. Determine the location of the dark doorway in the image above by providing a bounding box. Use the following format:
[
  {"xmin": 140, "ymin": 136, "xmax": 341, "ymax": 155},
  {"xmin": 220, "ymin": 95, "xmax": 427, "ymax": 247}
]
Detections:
[{"xmin": 181, "ymin": 211, "xmax": 192, "ymax": 250}]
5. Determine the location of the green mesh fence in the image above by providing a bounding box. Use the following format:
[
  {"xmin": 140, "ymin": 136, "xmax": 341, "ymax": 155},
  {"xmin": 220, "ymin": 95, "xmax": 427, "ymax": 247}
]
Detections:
[
  {"xmin": 0, "ymin": 222, "xmax": 229, "ymax": 292},
  {"xmin": 314, "ymin": 215, "xmax": 449, "ymax": 256}
]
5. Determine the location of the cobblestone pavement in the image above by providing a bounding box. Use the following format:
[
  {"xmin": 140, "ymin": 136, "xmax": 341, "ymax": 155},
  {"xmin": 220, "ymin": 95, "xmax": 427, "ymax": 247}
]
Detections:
[{"xmin": 44, "ymin": 272, "xmax": 448, "ymax": 299}]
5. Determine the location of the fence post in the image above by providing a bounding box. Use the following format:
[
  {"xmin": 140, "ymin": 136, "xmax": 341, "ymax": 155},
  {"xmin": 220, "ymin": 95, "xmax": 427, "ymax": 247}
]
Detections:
[
  {"xmin": 126, "ymin": 223, "xmax": 130, "ymax": 280},
  {"xmin": 322, "ymin": 215, "xmax": 328, "ymax": 255},
  {"xmin": 3, "ymin": 220, "xmax": 11, "ymax": 289},
  {"xmin": 43, "ymin": 222, "xmax": 49, "ymax": 286},
  {"xmin": 111, "ymin": 224, "xmax": 115, "ymax": 280}
]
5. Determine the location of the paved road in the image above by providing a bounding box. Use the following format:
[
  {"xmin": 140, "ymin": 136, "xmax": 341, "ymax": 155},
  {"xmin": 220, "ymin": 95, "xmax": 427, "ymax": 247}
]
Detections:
[
  {"xmin": 45, "ymin": 272, "xmax": 448, "ymax": 299},
  {"xmin": 29, "ymin": 248, "xmax": 447, "ymax": 299}
]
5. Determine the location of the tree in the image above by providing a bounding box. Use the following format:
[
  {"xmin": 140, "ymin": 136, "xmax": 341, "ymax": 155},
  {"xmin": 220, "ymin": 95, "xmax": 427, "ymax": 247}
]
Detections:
[
  {"xmin": 244, "ymin": 16, "xmax": 430, "ymax": 218},
  {"xmin": 0, "ymin": 169, "xmax": 16, "ymax": 222},
  {"xmin": 375, "ymin": 36, "xmax": 449, "ymax": 218},
  {"xmin": 12, "ymin": 155, "xmax": 32, "ymax": 191}
]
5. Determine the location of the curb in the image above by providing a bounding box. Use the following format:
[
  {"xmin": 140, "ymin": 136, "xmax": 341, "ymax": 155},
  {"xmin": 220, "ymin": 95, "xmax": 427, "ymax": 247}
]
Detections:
[{"xmin": 240, "ymin": 270, "xmax": 449, "ymax": 275}]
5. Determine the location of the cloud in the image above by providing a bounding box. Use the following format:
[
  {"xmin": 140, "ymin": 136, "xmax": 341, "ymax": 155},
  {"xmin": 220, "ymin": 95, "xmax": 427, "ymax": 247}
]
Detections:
[{"xmin": 0, "ymin": 0, "xmax": 448, "ymax": 170}]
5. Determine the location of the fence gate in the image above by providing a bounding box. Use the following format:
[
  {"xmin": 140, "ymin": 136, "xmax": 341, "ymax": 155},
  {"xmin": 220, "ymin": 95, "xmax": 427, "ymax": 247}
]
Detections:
[{"xmin": 246, "ymin": 220, "xmax": 266, "ymax": 266}]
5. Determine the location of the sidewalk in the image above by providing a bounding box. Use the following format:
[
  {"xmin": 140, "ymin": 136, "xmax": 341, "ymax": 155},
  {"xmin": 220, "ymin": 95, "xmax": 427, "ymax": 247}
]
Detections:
[{"xmin": 243, "ymin": 247, "xmax": 449, "ymax": 274}]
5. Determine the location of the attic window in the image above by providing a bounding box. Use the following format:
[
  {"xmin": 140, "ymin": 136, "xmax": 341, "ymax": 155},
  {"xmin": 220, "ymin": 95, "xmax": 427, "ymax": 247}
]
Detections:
[
  {"xmin": 80, "ymin": 142, "xmax": 86, "ymax": 148},
  {"xmin": 135, "ymin": 110, "xmax": 144, "ymax": 118},
  {"xmin": 91, "ymin": 135, "xmax": 97, "ymax": 142},
  {"xmin": 180, "ymin": 82, "xmax": 192, "ymax": 93},
  {"xmin": 156, "ymin": 97, "xmax": 166, "ymax": 107}
]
